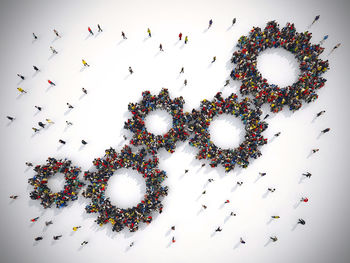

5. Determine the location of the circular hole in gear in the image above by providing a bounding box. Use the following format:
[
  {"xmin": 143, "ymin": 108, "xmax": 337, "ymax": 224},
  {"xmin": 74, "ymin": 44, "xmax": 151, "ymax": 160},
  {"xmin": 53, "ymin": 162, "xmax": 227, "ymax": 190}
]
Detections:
[
  {"xmin": 209, "ymin": 114, "xmax": 244, "ymax": 150},
  {"xmin": 144, "ymin": 109, "xmax": 172, "ymax": 136},
  {"xmin": 256, "ymin": 47, "xmax": 301, "ymax": 87},
  {"xmin": 47, "ymin": 173, "xmax": 66, "ymax": 193},
  {"xmin": 105, "ymin": 169, "xmax": 147, "ymax": 209}
]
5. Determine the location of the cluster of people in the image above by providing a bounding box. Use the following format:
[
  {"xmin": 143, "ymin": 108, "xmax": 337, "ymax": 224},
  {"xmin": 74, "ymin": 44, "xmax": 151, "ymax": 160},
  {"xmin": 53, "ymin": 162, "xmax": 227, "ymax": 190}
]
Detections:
[
  {"xmin": 28, "ymin": 158, "xmax": 84, "ymax": 208},
  {"xmin": 83, "ymin": 145, "xmax": 168, "ymax": 232},
  {"xmin": 231, "ymin": 21, "xmax": 330, "ymax": 112},
  {"xmin": 124, "ymin": 88, "xmax": 192, "ymax": 154},
  {"xmin": 188, "ymin": 92, "xmax": 268, "ymax": 172}
]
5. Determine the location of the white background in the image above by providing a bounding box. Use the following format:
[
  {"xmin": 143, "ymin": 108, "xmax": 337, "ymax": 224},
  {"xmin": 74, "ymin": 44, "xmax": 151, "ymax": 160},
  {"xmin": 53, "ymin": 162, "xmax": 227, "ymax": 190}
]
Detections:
[{"xmin": 0, "ymin": 0, "xmax": 349, "ymax": 262}]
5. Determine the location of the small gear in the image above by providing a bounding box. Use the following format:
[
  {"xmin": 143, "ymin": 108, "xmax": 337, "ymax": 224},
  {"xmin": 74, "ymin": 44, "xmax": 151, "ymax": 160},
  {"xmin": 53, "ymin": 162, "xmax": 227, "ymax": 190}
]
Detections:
[
  {"xmin": 189, "ymin": 92, "xmax": 268, "ymax": 172},
  {"xmin": 83, "ymin": 145, "xmax": 168, "ymax": 232},
  {"xmin": 124, "ymin": 88, "xmax": 191, "ymax": 154},
  {"xmin": 231, "ymin": 21, "xmax": 329, "ymax": 112},
  {"xmin": 28, "ymin": 158, "xmax": 84, "ymax": 208}
]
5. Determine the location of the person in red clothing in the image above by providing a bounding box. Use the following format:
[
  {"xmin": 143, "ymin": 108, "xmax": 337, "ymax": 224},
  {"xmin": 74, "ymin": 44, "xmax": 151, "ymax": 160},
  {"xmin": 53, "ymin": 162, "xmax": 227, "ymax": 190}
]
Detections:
[
  {"xmin": 300, "ymin": 197, "xmax": 308, "ymax": 202},
  {"xmin": 179, "ymin": 32, "xmax": 182, "ymax": 40},
  {"xmin": 48, "ymin": 80, "xmax": 56, "ymax": 86},
  {"xmin": 88, "ymin": 27, "xmax": 94, "ymax": 35}
]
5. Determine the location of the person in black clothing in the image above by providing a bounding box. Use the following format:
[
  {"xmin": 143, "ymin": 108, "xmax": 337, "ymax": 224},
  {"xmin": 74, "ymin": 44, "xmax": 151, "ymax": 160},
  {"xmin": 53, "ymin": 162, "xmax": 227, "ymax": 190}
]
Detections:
[
  {"xmin": 35, "ymin": 106, "xmax": 42, "ymax": 111},
  {"xmin": 35, "ymin": 236, "xmax": 43, "ymax": 241},
  {"xmin": 33, "ymin": 65, "xmax": 39, "ymax": 71},
  {"xmin": 7, "ymin": 116, "xmax": 15, "ymax": 121},
  {"xmin": 17, "ymin": 74, "xmax": 25, "ymax": 80},
  {"xmin": 98, "ymin": 24, "xmax": 103, "ymax": 32},
  {"xmin": 321, "ymin": 128, "xmax": 330, "ymax": 133},
  {"xmin": 33, "ymin": 33, "xmax": 38, "ymax": 40},
  {"xmin": 316, "ymin": 110, "xmax": 325, "ymax": 117},
  {"xmin": 59, "ymin": 139, "xmax": 66, "ymax": 144},
  {"xmin": 303, "ymin": 172, "xmax": 312, "ymax": 178},
  {"xmin": 53, "ymin": 235, "xmax": 62, "ymax": 240},
  {"xmin": 82, "ymin": 140, "xmax": 88, "ymax": 145},
  {"xmin": 38, "ymin": 122, "xmax": 45, "ymax": 128},
  {"xmin": 122, "ymin": 31, "xmax": 127, "ymax": 39},
  {"xmin": 215, "ymin": 227, "xmax": 222, "ymax": 232},
  {"xmin": 298, "ymin": 219, "xmax": 306, "ymax": 225}
]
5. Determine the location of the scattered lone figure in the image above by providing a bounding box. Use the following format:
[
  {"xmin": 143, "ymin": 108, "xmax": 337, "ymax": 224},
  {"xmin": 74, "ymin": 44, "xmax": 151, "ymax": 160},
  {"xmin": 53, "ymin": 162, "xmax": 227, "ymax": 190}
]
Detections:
[
  {"xmin": 263, "ymin": 114, "xmax": 270, "ymax": 120},
  {"xmin": 129, "ymin": 66, "xmax": 133, "ymax": 74},
  {"xmin": 26, "ymin": 162, "xmax": 33, "ymax": 167},
  {"xmin": 147, "ymin": 28, "xmax": 151, "ymax": 37},
  {"xmin": 270, "ymin": 236, "xmax": 278, "ymax": 242},
  {"xmin": 179, "ymin": 32, "xmax": 182, "ymax": 40},
  {"xmin": 211, "ymin": 56, "xmax": 216, "ymax": 63},
  {"xmin": 240, "ymin": 237, "xmax": 246, "ymax": 244},
  {"xmin": 10, "ymin": 195, "xmax": 18, "ymax": 199},
  {"xmin": 67, "ymin": 103, "xmax": 74, "ymax": 109},
  {"xmin": 259, "ymin": 172, "xmax": 266, "ymax": 176},
  {"xmin": 298, "ymin": 219, "xmax": 306, "ymax": 225},
  {"xmin": 202, "ymin": 204, "xmax": 207, "ymax": 209},
  {"xmin": 184, "ymin": 36, "xmax": 188, "ymax": 44},
  {"xmin": 159, "ymin": 44, "xmax": 164, "ymax": 51},
  {"xmin": 316, "ymin": 110, "xmax": 325, "ymax": 117},
  {"xmin": 172, "ymin": 237, "xmax": 176, "ymax": 243},
  {"xmin": 184, "ymin": 169, "xmax": 189, "ymax": 173},
  {"xmin": 33, "ymin": 65, "xmax": 39, "ymax": 71},
  {"xmin": 35, "ymin": 236, "xmax": 43, "ymax": 241},
  {"xmin": 330, "ymin": 43, "xmax": 341, "ymax": 54},
  {"xmin": 7, "ymin": 116, "xmax": 15, "ymax": 121},
  {"xmin": 122, "ymin": 31, "xmax": 127, "ymax": 39},
  {"xmin": 50, "ymin": 46, "xmax": 58, "ymax": 54},
  {"xmin": 271, "ymin": 216, "xmax": 280, "ymax": 219},
  {"xmin": 268, "ymin": 188, "xmax": 276, "ymax": 192},
  {"xmin": 300, "ymin": 197, "xmax": 309, "ymax": 203},
  {"xmin": 17, "ymin": 87, "xmax": 27, "ymax": 94},
  {"xmin": 98, "ymin": 24, "xmax": 103, "ymax": 32},
  {"xmin": 184, "ymin": 79, "xmax": 187, "ymax": 86},
  {"xmin": 81, "ymin": 140, "xmax": 88, "ymax": 145},
  {"xmin": 31, "ymin": 217, "xmax": 40, "ymax": 222},
  {"xmin": 312, "ymin": 148, "xmax": 319, "ymax": 153},
  {"xmin": 224, "ymin": 80, "xmax": 230, "ymax": 86},
  {"xmin": 53, "ymin": 235, "xmax": 62, "ymax": 240},
  {"xmin": 237, "ymin": 181, "xmax": 243, "ymax": 186},
  {"xmin": 17, "ymin": 74, "xmax": 25, "ymax": 80},
  {"xmin": 208, "ymin": 19, "xmax": 213, "ymax": 29},
  {"xmin": 66, "ymin": 121, "xmax": 73, "ymax": 126},
  {"xmin": 35, "ymin": 106, "xmax": 42, "ymax": 111},
  {"xmin": 45, "ymin": 221, "xmax": 53, "ymax": 226},
  {"xmin": 311, "ymin": 15, "xmax": 320, "ymax": 26},
  {"xmin": 320, "ymin": 35, "xmax": 328, "ymax": 45},
  {"xmin": 82, "ymin": 87, "xmax": 87, "ymax": 94},
  {"xmin": 274, "ymin": 132, "xmax": 281, "ymax": 137},
  {"xmin": 302, "ymin": 172, "xmax": 312, "ymax": 178},
  {"xmin": 215, "ymin": 227, "xmax": 222, "ymax": 232},
  {"xmin": 82, "ymin": 59, "xmax": 90, "ymax": 67},
  {"xmin": 232, "ymin": 18, "xmax": 236, "ymax": 26},
  {"xmin": 88, "ymin": 27, "xmax": 94, "ymax": 35},
  {"xmin": 321, "ymin": 128, "xmax": 330, "ymax": 133},
  {"xmin": 81, "ymin": 241, "xmax": 88, "ymax": 246},
  {"xmin": 53, "ymin": 29, "xmax": 61, "ymax": 38},
  {"xmin": 73, "ymin": 226, "xmax": 81, "ymax": 231},
  {"xmin": 59, "ymin": 139, "xmax": 66, "ymax": 144},
  {"xmin": 38, "ymin": 122, "xmax": 46, "ymax": 128},
  {"xmin": 33, "ymin": 33, "xmax": 38, "ymax": 40},
  {"xmin": 180, "ymin": 67, "xmax": 184, "ymax": 74},
  {"xmin": 230, "ymin": 212, "xmax": 236, "ymax": 216},
  {"xmin": 48, "ymin": 80, "xmax": 56, "ymax": 86}
]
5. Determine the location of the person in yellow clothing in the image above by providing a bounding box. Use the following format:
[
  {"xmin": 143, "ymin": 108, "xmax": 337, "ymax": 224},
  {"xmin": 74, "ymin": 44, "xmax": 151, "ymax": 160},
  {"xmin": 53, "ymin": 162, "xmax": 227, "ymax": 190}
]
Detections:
[
  {"xmin": 147, "ymin": 28, "xmax": 151, "ymax": 37},
  {"xmin": 82, "ymin": 59, "xmax": 90, "ymax": 67},
  {"xmin": 73, "ymin": 226, "xmax": 81, "ymax": 231},
  {"xmin": 46, "ymin": 119, "xmax": 54, "ymax": 124},
  {"xmin": 17, "ymin": 87, "xmax": 27, "ymax": 93}
]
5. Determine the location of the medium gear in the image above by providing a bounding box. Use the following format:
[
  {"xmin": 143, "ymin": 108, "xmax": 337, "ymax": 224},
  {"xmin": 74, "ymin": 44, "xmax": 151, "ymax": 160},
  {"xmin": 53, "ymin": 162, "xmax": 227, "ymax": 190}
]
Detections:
[
  {"xmin": 189, "ymin": 92, "xmax": 268, "ymax": 172},
  {"xmin": 124, "ymin": 88, "xmax": 191, "ymax": 154},
  {"xmin": 83, "ymin": 145, "xmax": 168, "ymax": 232},
  {"xmin": 231, "ymin": 21, "xmax": 329, "ymax": 112},
  {"xmin": 28, "ymin": 158, "xmax": 84, "ymax": 208}
]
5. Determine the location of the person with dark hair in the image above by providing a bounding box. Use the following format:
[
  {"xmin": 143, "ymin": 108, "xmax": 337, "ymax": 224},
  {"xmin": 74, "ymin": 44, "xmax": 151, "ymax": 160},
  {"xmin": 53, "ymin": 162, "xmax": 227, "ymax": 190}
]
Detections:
[
  {"xmin": 35, "ymin": 106, "xmax": 42, "ymax": 111},
  {"xmin": 88, "ymin": 27, "xmax": 94, "ymax": 35},
  {"xmin": 298, "ymin": 219, "xmax": 306, "ymax": 225},
  {"xmin": 208, "ymin": 19, "xmax": 213, "ymax": 29},
  {"xmin": 53, "ymin": 235, "xmax": 62, "ymax": 240},
  {"xmin": 215, "ymin": 227, "xmax": 222, "ymax": 232},
  {"xmin": 38, "ymin": 122, "xmax": 45, "ymax": 128},
  {"xmin": 232, "ymin": 18, "xmax": 236, "ymax": 26},
  {"xmin": 53, "ymin": 29, "xmax": 61, "ymax": 38},
  {"xmin": 159, "ymin": 44, "xmax": 164, "ymax": 51},
  {"xmin": 179, "ymin": 32, "xmax": 182, "ymax": 40},
  {"xmin": 7, "ymin": 116, "xmax": 15, "ymax": 121},
  {"xmin": 67, "ymin": 103, "xmax": 74, "ymax": 109},
  {"xmin": 270, "ymin": 236, "xmax": 278, "ymax": 242},
  {"xmin": 122, "ymin": 31, "xmax": 127, "ymax": 39},
  {"xmin": 59, "ymin": 139, "xmax": 66, "ymax": 144},
  {"xmin": 316, "ymin": 110, "xmax": 325, "ymax": 117},
  {"xmin": 303, "ymin": 172, "xmax": 312, "ymax": 178},
  {"xmin": 17, "ymin": 74, "xmax": 25, "ymax": 80},
  {"xmin": 82, "ymin": 87, "xmax": 87, "ymax": 94},
  {"xmin": 321, "ymin": 128, "xmax": 330, "ymax": 133},
  {"xmin": 35, "ymin": 236, "xmax": 43, "ymax": 241},
  {"xmin": 129, "ymin": 67, "xmax": 133, "ymax": 74},
  {"xmin": 240, "ymin": 237, "xmax": 245, "ymax": 244},
  {"xmin": 33, "ymin": 33, "xmax": 38, "ymax": 40},
  {"xmin": 98, "ymin": 24, "xmax": 103, "ymax": 32},
  {"xmin": 48, "ymin": 79, "xmax": 56, "ymax": 86},
  {"xmin": 82, "ymin": 140, "xmax": 88, "ymax": 145}
]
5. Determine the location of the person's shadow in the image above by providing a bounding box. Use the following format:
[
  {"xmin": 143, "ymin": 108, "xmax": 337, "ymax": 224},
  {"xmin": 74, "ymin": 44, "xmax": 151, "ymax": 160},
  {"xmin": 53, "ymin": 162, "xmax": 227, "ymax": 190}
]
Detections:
[{"xmin": 233, "ymin": 241, "xmax": 241, "ymax": 249}]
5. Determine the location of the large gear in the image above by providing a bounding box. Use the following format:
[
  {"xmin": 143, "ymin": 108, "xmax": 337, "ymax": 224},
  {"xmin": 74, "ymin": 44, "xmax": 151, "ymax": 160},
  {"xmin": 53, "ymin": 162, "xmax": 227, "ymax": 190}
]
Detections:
[
  {"xmin": 124, "ymin": 88, "xmax": 191, "ymax": 154},
  {"xmin": 189, "ymin": 92, "xmax": 268, "ymax": 172},
  {"xmin": 83, "ymin": 145, "xmax": 168, "ymax": 232},
  {"xmin": 231, "ymin": 21, "xmax": 329, "ymax": 112},
  {"xmin": 28, "ymin": 158, "xmax": 84, "ymax": 208}
]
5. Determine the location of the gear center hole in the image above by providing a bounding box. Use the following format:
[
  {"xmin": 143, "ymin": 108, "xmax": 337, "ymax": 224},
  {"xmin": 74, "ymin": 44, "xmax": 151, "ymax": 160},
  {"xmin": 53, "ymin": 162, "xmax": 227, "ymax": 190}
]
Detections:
[
  {"xmin": 105, "ymin": 169, "xmax": 146, "ymax": 209},
  {"xmin": 257, "ymin": 47, "xmax": 300, "ymax": 87},
  {"xmin": 47, "ymin": 173, "xmax": 66, "ymax": 193},
  {"xmin": 145, "ymin": 109, "xmax": 172, "ymax": 136},
  {"xmin": 209, "ymin": 114, "xmax": 244, "ymax": 150}
]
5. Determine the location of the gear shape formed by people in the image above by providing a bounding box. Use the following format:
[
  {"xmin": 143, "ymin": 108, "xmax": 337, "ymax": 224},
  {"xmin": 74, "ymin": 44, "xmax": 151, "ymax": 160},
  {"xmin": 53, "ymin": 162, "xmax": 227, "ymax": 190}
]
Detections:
[
  {"xmin": 83, "ymin": 145, "xmax": 168, "ymax": 232},
  {"xmin": 124, "ymin": 88, "xmax": 191, "ymax": 154},
  {"xmin": 231, "ymin": 21, "xmax": 329, "ymax": 112},
  {"xmin": 188, "ymin": 92, "xmax": 268, "ymax": 172},
  {"xmin": 28, "ymin": 158, "xmax": 85, "ymax": 208}
]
